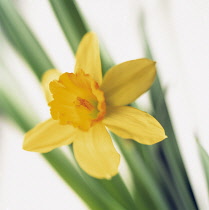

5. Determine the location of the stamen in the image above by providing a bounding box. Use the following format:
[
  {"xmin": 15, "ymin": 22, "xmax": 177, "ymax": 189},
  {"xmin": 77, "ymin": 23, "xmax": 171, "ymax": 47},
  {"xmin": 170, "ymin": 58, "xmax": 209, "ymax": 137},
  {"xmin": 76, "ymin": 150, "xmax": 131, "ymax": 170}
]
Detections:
[{"xmin": 76, "ymin": 97, "xmax": 94, "ymax": 111}]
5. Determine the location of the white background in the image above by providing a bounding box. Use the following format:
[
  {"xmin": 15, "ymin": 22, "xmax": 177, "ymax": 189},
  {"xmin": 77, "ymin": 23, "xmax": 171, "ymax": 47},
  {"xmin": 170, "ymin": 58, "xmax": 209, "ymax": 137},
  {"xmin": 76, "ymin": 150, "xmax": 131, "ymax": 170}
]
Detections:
[{"xmin": 1, "ymin": 0, "xmax": 209, "ymax": 209}]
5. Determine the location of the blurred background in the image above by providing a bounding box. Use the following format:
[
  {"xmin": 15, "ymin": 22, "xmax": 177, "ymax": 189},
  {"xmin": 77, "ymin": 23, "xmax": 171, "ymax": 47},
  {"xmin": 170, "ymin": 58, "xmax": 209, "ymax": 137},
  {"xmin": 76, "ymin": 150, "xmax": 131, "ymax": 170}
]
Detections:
[{"xmin": 0, "ymin": 0, "xmax": 209, "ymax": 209}]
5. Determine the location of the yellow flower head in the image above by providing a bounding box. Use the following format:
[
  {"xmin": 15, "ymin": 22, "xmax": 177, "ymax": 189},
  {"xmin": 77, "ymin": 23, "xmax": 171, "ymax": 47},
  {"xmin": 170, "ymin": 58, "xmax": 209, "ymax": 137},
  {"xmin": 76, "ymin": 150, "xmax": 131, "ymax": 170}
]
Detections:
[{"xmin": 23, "ymin": 32, "xmax": 167, "ymax": 179}]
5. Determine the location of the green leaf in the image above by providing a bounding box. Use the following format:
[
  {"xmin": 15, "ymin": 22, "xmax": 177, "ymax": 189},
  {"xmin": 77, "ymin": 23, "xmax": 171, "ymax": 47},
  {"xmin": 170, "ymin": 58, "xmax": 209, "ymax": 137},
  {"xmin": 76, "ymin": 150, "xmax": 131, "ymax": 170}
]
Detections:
[
  {"xmin": 197, "ymin": 142, "xmax": 209, "ymax": 189},
  {"xmin": 112, "ymin": 134, "xmax": 170, "ymax": 210},
  {"xmin": 48, "ymin": 0, "xmax": 114, "ymax": 73},
  {"xmin": 140, "ymin": 12, "xmax": 197, "ymax": 210},
  {"xmin": 68, "ymin": 145, "xmax": 137, "ymax": 210},
  {"xmin": 0, "ymin": 0, "xmax": 54, "ymax": 79},
  {"xmin": 49, "ymin": 0, "xmax": 88, "ymax": 54},
  {"xmin": 43, "ymin": 149, "xmax": 118, "ymax": 210}
]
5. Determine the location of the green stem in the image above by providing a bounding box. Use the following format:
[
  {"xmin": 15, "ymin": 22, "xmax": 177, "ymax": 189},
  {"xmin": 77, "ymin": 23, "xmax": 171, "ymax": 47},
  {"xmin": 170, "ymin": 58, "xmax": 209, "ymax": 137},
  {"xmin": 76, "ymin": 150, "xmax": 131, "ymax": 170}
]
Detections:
[
  {"xmin": 68, "ymin": 146, "xmax": 137, "ymax": 210},
  {"xmin": 73, "ymin": 170, "xmax": 128, "ymax": 210},
  {"xmin": 113, "ymin": 134, "xmax": 170, "ymax": 210},
  {"xmin": 43, "ymin": 150, "xmax": 110, "ymax": 210},
  {"xmin": 98, "ymin": 174, "xmax": 137, "ymax": 210},
  {"xmin": 197, "ymin": 141, "xmax": 209, "ymax": 190},
  {"xmin": 48, "ymin": 0, "xmax": 88, "ymax": 54},
  {"xmin": 136, "ymin": 144, "xmax": 185, "ymax": 209},
  {"xmin": 48, "ymin": 0, "xmax": 114, "ymax": 73},
  {"xmin": 141, "ymin": 15, "xmax": 197, "ymax": 210},
  {"xmin": 147, "ymin": 48, "xmax": 197, "ymax": 210}
]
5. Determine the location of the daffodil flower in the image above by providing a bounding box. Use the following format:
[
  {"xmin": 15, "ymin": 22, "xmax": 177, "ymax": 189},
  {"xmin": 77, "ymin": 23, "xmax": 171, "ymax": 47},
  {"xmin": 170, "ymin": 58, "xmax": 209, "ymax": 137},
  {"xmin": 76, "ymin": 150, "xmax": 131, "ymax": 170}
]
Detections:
[{"xmin": 23, "ymin": 32, "xmax": 166, "ymax": 179}]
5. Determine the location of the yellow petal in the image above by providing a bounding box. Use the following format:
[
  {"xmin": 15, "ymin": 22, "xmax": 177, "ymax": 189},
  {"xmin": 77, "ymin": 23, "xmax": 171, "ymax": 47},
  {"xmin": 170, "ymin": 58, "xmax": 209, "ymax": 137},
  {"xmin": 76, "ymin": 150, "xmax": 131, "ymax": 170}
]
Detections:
[
  {"xmin": 42, "ymin": 69, "xmax": 62, "ymax": 103},
  {"xmin": 23, "ymin": 118, "xmax": 76, "ymax": 153},
  {"xmin": 73, "ymin": 123, "xmax": 120, "ymax": 179},
  {"xmin": 74, "ymin": 32, "xmax": 102, "ymax": 85},
  {"xmin": 101, "ymin": 59, "xmax": 156, "ymax": 106},
  {"xmin": 103, "ymin": 106, "xmax": 167, "ymax": 145}
]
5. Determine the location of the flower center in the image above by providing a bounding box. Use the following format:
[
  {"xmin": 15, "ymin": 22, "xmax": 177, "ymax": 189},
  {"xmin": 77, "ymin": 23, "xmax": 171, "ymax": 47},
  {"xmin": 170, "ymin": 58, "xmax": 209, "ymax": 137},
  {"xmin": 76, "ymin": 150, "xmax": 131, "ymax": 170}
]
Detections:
[{"xmin": 49, "ymin": 70, "xmax": 106, "ymax": 131}]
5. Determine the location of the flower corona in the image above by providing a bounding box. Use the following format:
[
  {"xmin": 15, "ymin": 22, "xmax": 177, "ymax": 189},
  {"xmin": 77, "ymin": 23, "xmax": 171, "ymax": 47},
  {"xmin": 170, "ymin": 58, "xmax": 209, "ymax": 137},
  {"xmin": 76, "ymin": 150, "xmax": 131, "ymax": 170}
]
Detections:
[{"xmin": 49, "ymin": 70, "xmax": 106, "ymax": 131}]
